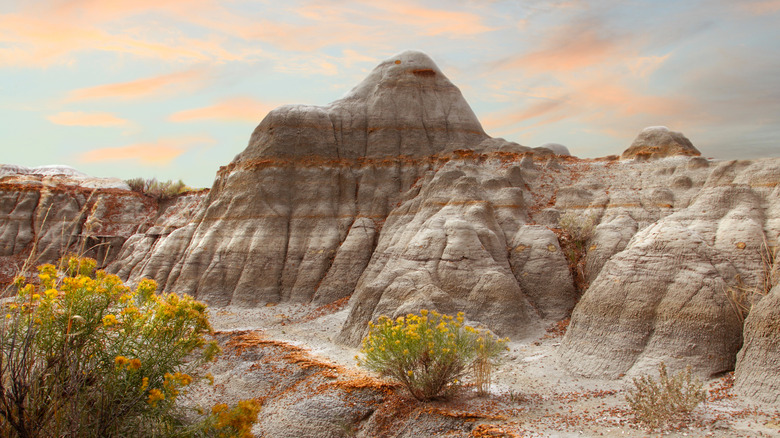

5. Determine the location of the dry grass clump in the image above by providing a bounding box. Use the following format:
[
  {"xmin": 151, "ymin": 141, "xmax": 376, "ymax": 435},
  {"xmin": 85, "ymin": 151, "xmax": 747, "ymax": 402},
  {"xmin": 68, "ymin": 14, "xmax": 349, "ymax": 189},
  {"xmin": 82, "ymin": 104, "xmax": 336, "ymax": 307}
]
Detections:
[
  {"xmin": 126, "ymin": 177, "xmax": 190, "ymax": 200},
  {"xmin": 558, "ymin": 211, "xmax": 596, "ymax": 250},
  {"xmin": 626, "ymin": 362, "xmax": 706, "ymax": 430},
  {"xmin": 724, "ymin": 238, "xmax": 778, "ymax": 322}
]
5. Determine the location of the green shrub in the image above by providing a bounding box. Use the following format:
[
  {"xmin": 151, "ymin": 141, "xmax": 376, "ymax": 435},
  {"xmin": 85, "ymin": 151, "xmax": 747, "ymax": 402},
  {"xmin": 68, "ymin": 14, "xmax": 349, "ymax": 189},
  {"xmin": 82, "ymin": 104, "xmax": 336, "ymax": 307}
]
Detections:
[
  {"xmin": 0, "ymin": 257, "xmax": 256, "ymax": 437},
  {"xmin": 626, "ymin": 362, "xmax": 706, "ymax": 430},
  {"xmin": 357, "ymin": 310, "xmax": 507, "ymax": 401}
]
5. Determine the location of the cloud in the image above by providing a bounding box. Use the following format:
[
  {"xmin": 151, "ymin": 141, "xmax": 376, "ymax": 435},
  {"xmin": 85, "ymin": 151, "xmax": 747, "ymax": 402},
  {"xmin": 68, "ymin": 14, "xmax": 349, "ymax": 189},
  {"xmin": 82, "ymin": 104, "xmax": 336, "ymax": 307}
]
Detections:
[
  {"xmin": 78, "ymin": 135, "xmax": 215, "ymax": 166},
  {"xmin": 168, "ymin": 97, "xmax": 276, "ymax": 123},
  {"xmin": 47, "ymin": 111, "xmax": 129, "ymax": 127},
  {"xmin": 0, "ymin": 2, "xmax": 264, "ymax": 68},
  {"xmin": 67, "ymin": 69, "xmax": 210, "ymax": 101},
  {"xmin": 627, "ymin": 54, "xmax": 671, "ymax": 78},
  {"xmin": 741, "ymin": 0, "xmax": 780, "ymax": 14},
  {"xmin": 497, "ymin": 18, "xmax": 622, "ymax": 73},
  {"xmin": 371, "ymin": 1, "xmax": 497, "ymax": 36},
  {"xmin": 481, "ymin": 99, "xmax": 567, "ymax": 131}
]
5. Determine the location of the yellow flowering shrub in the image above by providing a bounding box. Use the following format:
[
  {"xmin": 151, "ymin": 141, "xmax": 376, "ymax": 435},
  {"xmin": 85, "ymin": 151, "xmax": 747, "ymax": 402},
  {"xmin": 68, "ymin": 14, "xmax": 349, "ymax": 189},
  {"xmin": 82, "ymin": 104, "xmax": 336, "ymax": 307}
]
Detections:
[
  {"xmin": 200, "ymin": 399, "xmax": 262, "ymax": 438},
  {"xmin": 357, "ymin": 310, "xmax": 507, "ymax": 401},
  {"xmin": 0, "ymin": 257, "xmax": 255, "ymax": 438}
]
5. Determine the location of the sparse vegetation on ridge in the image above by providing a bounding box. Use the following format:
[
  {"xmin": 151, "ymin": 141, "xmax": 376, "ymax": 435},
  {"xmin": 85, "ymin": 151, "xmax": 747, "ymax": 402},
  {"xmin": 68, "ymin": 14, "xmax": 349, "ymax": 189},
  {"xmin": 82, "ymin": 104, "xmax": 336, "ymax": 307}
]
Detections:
[
  {"xmin": 126, "ymin": 177, "xmax": 190, "ymax": 200},
  {"xmin": 0, "ymin": 256, "xmax": 259, "ymax": 437},
  {"xmin": 357, "ymin": 310, "xmax": 507, "ymax": 401}
]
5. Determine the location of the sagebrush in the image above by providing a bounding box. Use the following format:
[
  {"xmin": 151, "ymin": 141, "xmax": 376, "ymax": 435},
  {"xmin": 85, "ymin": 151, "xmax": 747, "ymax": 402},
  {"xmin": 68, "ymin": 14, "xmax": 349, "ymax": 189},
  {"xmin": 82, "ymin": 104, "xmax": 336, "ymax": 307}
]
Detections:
[
  {"xmin": 626, "ymin": 362, "xmax": 706, "ymax": 430},
  {"xmin": 357, "ymin": 310, "xmax": 507, "ymax": 401},
  {"xmin": 0, "ymin": 256, "xmax": 259, "ymax": 437}
]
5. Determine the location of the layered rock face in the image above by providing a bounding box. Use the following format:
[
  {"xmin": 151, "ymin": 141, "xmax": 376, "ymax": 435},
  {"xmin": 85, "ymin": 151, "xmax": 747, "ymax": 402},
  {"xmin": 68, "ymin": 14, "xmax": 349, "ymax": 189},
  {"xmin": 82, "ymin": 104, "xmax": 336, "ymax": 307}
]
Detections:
[
  {"xmin": 734, "ymin": 284, "xmax": 780, "ymax": 404},
  {"xmin": 0, "ymin": 171, "xmax": 160, "ymax": 286},
  {"xmin": 556, "ymin": 158, "xmax": 779, "ymax": 379}
]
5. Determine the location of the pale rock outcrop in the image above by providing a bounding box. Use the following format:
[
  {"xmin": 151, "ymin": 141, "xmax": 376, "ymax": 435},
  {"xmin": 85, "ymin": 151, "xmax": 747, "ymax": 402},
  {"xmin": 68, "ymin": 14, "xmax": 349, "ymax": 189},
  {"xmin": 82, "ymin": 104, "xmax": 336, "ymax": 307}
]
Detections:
[
  {"xmin": 558, "ymin": 183, "xmax": 769, "ymax": 378},
  {"xmin": 241, "ymin": 50, "xmax": 487, "ymax": 160},
  {"xmin": 734, "ymin": 284, "xmax": 780, "ymax": 404},
  {"xmin": 337, "ymin": 159, "xmax": 575, "ymax": 345},
  {"xmin": 621, "ymin": 126, "xmax": 700, "ymax": 160}
]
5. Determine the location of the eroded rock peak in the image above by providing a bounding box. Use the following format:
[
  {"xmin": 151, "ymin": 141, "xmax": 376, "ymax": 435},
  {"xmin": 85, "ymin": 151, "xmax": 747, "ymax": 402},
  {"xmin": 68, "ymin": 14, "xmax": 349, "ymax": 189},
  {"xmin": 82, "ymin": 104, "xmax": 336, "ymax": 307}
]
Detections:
[{"xmin": 239, "ymin": 50, "xmax": 488, "ymax": 161}]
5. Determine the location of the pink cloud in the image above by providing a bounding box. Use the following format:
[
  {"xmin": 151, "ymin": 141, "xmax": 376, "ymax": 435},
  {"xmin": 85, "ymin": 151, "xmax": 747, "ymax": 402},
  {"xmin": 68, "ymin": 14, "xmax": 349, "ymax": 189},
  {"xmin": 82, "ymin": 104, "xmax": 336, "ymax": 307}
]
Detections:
[
  {"xmin": 481, "ymin": 99, "xmax": 567, "ymax": 131},
  {"xmin": 372, "ymin": 1, "xmax": 496, "ymax": 36},
  {"xmin": 67, "ymin": 69, "xmax": 210, "ymax": 101},
  {"xmin": 741, "ymin": 0, "xmax": 780, "ymax": 14},
  {"xmin": 0, "ymin": 2, "xmax": 261, "ymax": 68},
  {"xmin": 78, "ymin": 136, "xmax": 215, "ymax": 166},
  {"xmin": 47, "ymin": 111, "xmax": 129, "ymax": 127},
  {"xmin": 168, "ymin": 97, "xmax": 276, "ymax": 123},
  {"xmin": 500, "ymin": 26, "xmax": 620, "ymax": 73}
]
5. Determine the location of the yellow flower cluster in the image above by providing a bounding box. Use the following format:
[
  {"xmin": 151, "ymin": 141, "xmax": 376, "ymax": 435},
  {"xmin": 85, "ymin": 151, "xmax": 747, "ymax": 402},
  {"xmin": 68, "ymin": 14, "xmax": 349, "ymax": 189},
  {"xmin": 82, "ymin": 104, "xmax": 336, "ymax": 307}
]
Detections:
[
  {"xmin": 102, "ymin": 314, "xmax": 118, "ymax": 327},
  {"xmin": 209, "ymin": 399, "xmax": 262, "ymax": 438},
  {"xmin": 147, "ymin": 388, "xmax": 165, "ymax": 407}
]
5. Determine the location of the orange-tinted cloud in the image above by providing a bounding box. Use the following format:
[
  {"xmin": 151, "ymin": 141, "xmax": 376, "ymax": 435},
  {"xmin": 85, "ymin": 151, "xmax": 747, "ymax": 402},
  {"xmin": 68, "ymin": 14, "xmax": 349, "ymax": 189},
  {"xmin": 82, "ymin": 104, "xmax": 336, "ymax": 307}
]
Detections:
[
  {"xmin": 373, "ymin": 2, "xmax": 496, "ymax": 36},
  {"xmin": 481, "ymin": 99, "xmax": 566, "ymax": 131},
  {"xmin": 742, "ymin": 0, "xmax": 780, "ymax": 14},
  {"xmin": 168, "ymin": 97, "xmax": 276, "ymax": 123},
  {"xmin": 0, "ymin": 2, "xmax": 260, "ymax": 68},
  {"xmin": 67, "ymin": 69, "xmax": 209, "ymax": 101},
  {"xmin": 500, "ymin": 25, "xmax": 620, "ymax": 73},
  {"xmin": 78, "ymin": 136, "xmax": 215, "ymax": 166},
  {"xmin": 47, "ymin": 111, "xmax": 129, "ymax": 127}
]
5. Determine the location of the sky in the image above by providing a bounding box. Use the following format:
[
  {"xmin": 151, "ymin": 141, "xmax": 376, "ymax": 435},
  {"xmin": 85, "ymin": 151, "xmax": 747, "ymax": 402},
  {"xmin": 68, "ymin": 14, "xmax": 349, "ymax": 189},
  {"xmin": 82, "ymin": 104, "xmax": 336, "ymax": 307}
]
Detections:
[{"xmin": 1, "ymin": 0, "xmax": 779, "ymax": 188}]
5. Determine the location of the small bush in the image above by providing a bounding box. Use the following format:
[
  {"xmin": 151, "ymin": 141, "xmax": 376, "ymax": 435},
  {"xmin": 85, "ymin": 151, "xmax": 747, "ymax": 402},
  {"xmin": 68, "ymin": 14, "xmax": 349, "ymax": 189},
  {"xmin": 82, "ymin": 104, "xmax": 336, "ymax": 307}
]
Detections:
[
  {"xmin": 125, "ymin": 177, "xmax": 189, "ymax": 200},
  {"xmin": 357, "ymin": 310, "xmax": 507, "ymax": 401},
  {"xmin": 0, "ymin": 257, "xmax": 256, "ymax": 437},
  {"xmin": 626, "ymin": 362, "xmax": 706, "ymax": 430},
  {"xmin": 559, "ymin": 210, "xmax": 596, "ymax": 249}
]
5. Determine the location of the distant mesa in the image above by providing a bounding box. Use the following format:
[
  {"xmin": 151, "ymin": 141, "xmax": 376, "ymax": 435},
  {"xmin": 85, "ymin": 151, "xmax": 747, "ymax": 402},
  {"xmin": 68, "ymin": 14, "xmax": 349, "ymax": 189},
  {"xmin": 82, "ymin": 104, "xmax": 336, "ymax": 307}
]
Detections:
[
  {"xmin": 1, "ymin": 164, "xmax": 87, "ymax": 178},
  {"xmin": 0, "ymin": 164, "xmax": 128, "ymax": 190},
  {"xmin": 621, "ymin": 126, "xmax": 700, "ymax": 160},
  {"xmin": 538, "ymin": 143, "xmax": 571, "ymax": 156}
]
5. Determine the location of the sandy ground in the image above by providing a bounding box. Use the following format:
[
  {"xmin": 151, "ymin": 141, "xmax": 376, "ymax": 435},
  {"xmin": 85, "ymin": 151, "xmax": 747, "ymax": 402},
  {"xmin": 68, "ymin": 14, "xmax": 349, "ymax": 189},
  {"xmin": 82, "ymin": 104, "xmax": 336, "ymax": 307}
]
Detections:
[{"xmin": 208, "ymin": 303, "xmax": 780, "ymax": 437}]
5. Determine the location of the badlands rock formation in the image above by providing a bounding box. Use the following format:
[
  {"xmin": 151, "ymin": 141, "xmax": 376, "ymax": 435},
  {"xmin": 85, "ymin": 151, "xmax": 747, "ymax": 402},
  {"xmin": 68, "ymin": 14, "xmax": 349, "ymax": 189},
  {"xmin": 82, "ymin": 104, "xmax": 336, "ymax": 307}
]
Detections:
[
  {"xmin": 1, "ymin": 51, "xmax": 779, "ymax": 405},
  {"xmin": 621, "ymin": 126, "xmax": 701, "ymax": 160}
]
